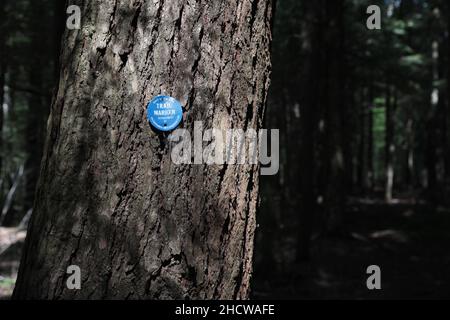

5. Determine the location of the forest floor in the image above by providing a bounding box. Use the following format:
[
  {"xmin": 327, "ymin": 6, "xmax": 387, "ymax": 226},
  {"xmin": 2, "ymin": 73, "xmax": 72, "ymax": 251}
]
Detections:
[
  {"xmin": 253, "ymin": 198, "xmax": 450, "ymax": 299},
  {"xmin": 1, "ymin": 198, "xmax": 449, "ymax": 299}
]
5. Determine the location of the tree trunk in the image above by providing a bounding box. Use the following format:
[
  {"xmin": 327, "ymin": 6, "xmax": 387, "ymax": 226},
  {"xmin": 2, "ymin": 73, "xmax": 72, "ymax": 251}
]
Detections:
[
  {"xmin": 445, "ymin": 3, "xmax": 450, "ymax": 185},
  {"xmin": 25, "ymin": 2, "xmax": 47, "ymax": 211},
  {"xmin": 54, "ymin": 0, "xmax": 67, "ymax": 78},
  {"xmin": 0, "ymin": 2, "xmax": 5, "ymax": 191},
  {"xmin": 426, "ymin": 39, "xmax": 440, "ymax": 202},
  {"xmin": 14, "ymin": 0, "xmax": 274, "ymax": 300},
  {"xmin": 385, "ymin": 84, "xmax": 395, "ymax": 202},
  {"xmin": 357, "ymin": 88, "xmax": 367, "ymax": 192},
  {"xmin": 367, "ymin": 85, "xmax": 374, "ymax": 192},
  {"xmin": 295, "ymin": 0, "xmax": 320, "ymax": 262},
  {"xmin": 405, "ymin": 118, "xmax": 415, "ymax": 190},
  {"xmin": 0, "ymin": 65, "xmax": 4, "ymax": 189},
  {"xmin": 324, "ymin": 0, "xmax": 345, "ymax": 231}
]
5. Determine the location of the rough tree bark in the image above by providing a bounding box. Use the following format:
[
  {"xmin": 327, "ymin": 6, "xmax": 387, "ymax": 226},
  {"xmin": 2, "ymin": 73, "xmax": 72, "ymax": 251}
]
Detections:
[{"xmin": 14, "ymin": 0, "xmax": 274, "ymax": 299}]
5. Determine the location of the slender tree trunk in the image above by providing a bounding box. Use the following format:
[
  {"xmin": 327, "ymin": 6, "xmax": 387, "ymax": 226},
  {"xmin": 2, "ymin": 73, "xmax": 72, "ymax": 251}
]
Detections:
[
  {"xmin": 426, "ymin": 39, "xmax": 440, "ymax": 202},
  {"xmin": 14, "ymin": 0, "xmax": 274, "ymax": 300},
  {"xmin": 343, "ymin": 86, "xmax": 356, "ymax": 194},
  {"xmin": 367, "ymin": 85, "xmax": 374, "ymax": 193},
  {"xmin": 0, "ymin": 66, "xmax": 4, "ymax": 187},
  {"xmin": 445, "ymin": 4, "xmax": 450, "ymax": 185},
  {"xmin": 24, "ymin": 2, "xmax": 50, "ymax": 212},
  {"xmin": 324, "ymin": 0, "xmax": 345, "ymax": 231},
  {"xmin": 296, "ymin": 86, "xmax": 315, "ymax": 260},
  {"xmin": 405, "ymin": 118, "xmax": 415, "ymax": 190},
  {"xmin": 385, "ymin": 84, "xmax": 395, "ymax": 202},
  {"xmin": 357, "ymin": 88, "xmax": 367, "ymax": 192},
  {"xmin": 367, "ymin": 114, "xmax": 374, "ymax": 191},
  {"xmin": 0, "ymin": 2, "xmax": 5, "ymax": 189},
  {"xmin": 54, "ymin": 0, "xmax": 67, "ymax": 78},
  {"xmin": 295, "ymin": 0, "xmax": 320, "ymax": 262}
]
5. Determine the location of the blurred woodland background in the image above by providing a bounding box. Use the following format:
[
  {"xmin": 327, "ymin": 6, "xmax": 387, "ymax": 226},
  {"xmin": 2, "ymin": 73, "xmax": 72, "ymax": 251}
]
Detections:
[{"xmin": 1, "ymin": 0, "xmax": 450, "ymax": 299}]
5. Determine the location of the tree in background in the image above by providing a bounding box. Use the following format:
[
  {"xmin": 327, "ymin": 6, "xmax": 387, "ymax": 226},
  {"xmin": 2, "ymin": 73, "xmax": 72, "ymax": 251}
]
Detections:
[{"xmin": 255, "ymin": 0, "xmax": 450, "ymax": 279}]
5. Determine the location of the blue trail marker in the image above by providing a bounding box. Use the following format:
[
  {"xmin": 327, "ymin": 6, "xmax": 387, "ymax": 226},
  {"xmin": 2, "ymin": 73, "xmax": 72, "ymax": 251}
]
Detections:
[{"xmin": 147, "ymin": 95, "xmax": 183, "ymax": 131}]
